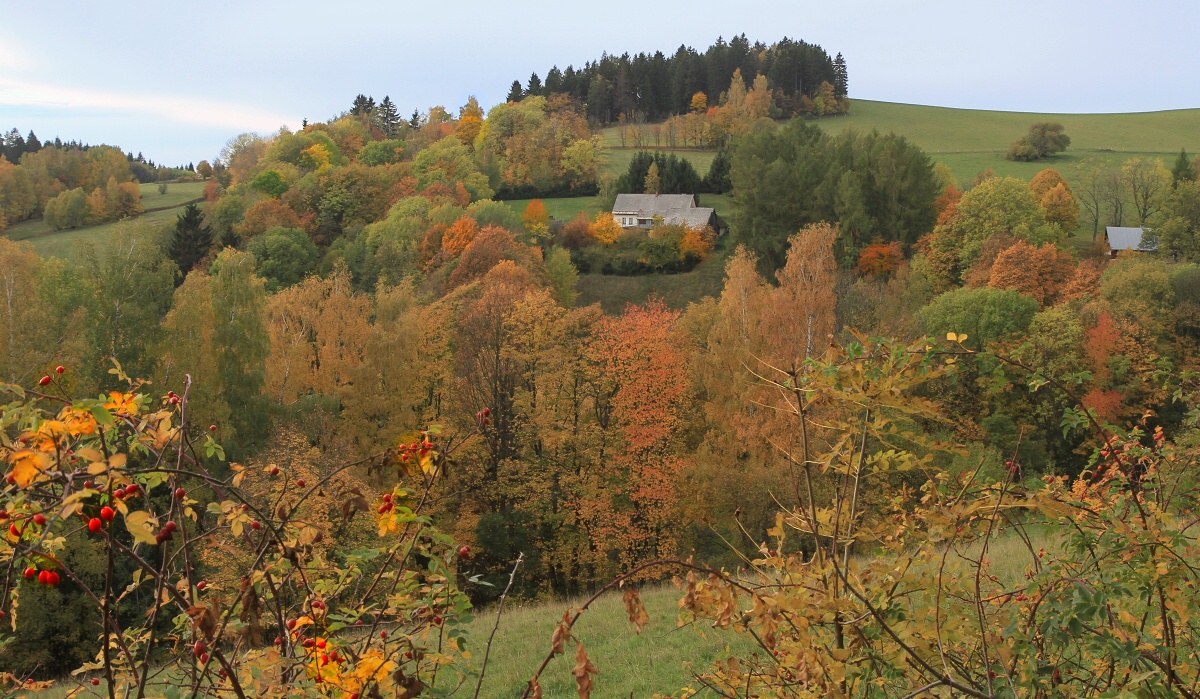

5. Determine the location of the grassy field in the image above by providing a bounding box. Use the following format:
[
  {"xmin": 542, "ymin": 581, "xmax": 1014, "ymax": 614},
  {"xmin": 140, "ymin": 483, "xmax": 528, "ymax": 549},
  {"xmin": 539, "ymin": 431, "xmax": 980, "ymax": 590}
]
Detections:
[
  {"xmin": 15, "ymin": 527, "xmax": 1051, "ymax": 699},
  {"xmin": 3, "ymin": 181, "xmax": 205, "ymax": 261},
  {"xmin": 503, "ymin": 196, "xmax": 602, "ymax": 223},
  {"xmin": 818, "ymin": 100, "xmax": 1200, "ymax": 186},
  {"xmin": 597, "ymin": 100, "xmax": 1200, "ymax": 189},
  {"xmin": 577, "ymin": 244, "xmax": 731, "ymax": 314},
  {"xmin": 445, "ymin": 584, "xmax": 750, "ymax": 699}
]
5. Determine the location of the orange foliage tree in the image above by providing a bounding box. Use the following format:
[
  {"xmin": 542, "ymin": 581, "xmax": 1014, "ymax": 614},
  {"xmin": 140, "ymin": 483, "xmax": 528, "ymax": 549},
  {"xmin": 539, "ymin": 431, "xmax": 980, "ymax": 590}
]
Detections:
[
  {"xmin": 521, "ymin": 200, "xmax": 550, "ymax": 241},
  {"xmin": 588, "ymin": 300, "xmax": 692, "ymax": 570},
  {"xmin": 440, "ymin": 216, "xmax": 479, "ymax": 259},
  {"xmin": 234, "ymin": 199, "xmax": 309, "ymax": 239},
  {"xmin": 987, "ymin": 239, "xmax": 1076, "ymax": 306},
  {"xmin": 854, "ymin": 240, "xmax": 904, "ymax": 278}
]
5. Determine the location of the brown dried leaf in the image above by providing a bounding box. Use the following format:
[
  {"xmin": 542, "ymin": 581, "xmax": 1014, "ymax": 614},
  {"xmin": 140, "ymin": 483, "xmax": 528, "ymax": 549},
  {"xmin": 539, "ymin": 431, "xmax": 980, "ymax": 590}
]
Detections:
[
  {"xmin": 392, "ymin": 667, "xmax": 425, "ymax": 699},
  {"xmin": 186, "ymin": 604, "xmax": 217, "ymax": 641},
  {"xmin": 550, "ymin": 609, "xmax": 572, "ymax": 656},
  {"xmin": 622, "ymin": 587, "xmax": 649, "ymax": 634},
  {"xmin": 239, "ymin": 578, "xmax": 263, "ymax": 647},
  {"xmin": 712, "ymin": 575, "xmax": 735, "ymax": 629},
  {"xmin": 341, "ymin": 486, "xmax": 370, "ymax": 520},
  {"xmin": 571, "ymin": 641, "xmax": 598, "ymax": 699},
  {"xmin": 529, "ymin": 676, "xmax": 542, "ymax": 699}
]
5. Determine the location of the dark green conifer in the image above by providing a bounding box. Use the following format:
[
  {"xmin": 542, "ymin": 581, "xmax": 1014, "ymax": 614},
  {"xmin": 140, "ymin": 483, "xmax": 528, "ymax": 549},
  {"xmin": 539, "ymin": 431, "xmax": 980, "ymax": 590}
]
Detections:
[{"xmin": 168, "ymin": 203, "xmax": 213, "ymax": 277}]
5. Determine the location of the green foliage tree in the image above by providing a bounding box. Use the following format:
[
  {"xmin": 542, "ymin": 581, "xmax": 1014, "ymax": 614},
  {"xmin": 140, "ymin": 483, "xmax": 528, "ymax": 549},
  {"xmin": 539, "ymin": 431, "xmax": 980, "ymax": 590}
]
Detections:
[
  {"xmin": 1172, "ymin": 148, "xmax": 1195, "ymax": 188},
  {"xmin": 943, "ymin": 176, "xmax": 1058, "ymax": 269},
  {"xmin": 544, "ymin": 246, "xmax": 579, "ymax": 307},
  {"xmin": 1007, "ymin": 121, "xmax": 1071, "ymax": 161},
  {"xmin": 357, "ymin": 138, "xmax": 405, "ymax": 166},
  {"xmin": 1150, "ymin": 179, "xmax": 1200, "ymax": 261},
  {"xmin": 615, "ymin": 151, "xmax": 702, "ymax": 195},
  {"xmin": 168, "ymin": 202, "xmax": 214, "ymax": 276},
  {"xmin": 250, "ymin": 169, "xmax": 289, "ymax": 198},
  {"xmin": 916, "ymin": 286, "xmax": 1038, "ymax": 349},
  {"xmin": 247, "ymin": 226, "xmax": 319, "ymax": 292},
  {"xmin": 731, "ymin": 119, "xmax": 938, "ymax": 271},
  {"xmin": 79, "ymin": 222, "xmax": 176, "ymax": 387},
  {"xmin": 375, "ymin": 95, "xmax": 402, "ymax": 136},
  {"xmin": 209, "ymin": 247, "xmax": 270, "ymax": 446},
  {"xmin": 703, "ymin": 148, "xmax": 732, "ymax": 193}
]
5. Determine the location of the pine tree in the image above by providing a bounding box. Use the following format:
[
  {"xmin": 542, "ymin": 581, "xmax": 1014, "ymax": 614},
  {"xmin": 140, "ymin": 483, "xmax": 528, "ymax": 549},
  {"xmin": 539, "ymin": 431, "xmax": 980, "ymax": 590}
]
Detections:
[
  {"xmin": 408, "ymin": 109, "xmax": 421, "ymax": 129},
  {"xmin": 377, "ymin": 96, "xmax": 401, "ymax": 137},
  {"xmin": 1173, "ymin": 149, "xmax": 1195, "ymax": 188},
  {"xmin": 350, "ymin": 94, "xmax": 375, "ymax": 117},
  {"xmin": 25, "ymin": 131, "xmax": 41, "ymax": 153},
  {"xmin": 704, "ymin": 148, "xmax": 732, "ymax": 193},
  {"xmin": 507, "ymin": 80, "xmax": 524, "ymax": 103},
  {"xmin": 168, "ymin": 203, "xmax": 214, "ymax": 277},
  {"xmin": 833, "ymin": 53, "xmax": 848, "ymax": 97},
  {"xmin": 527, "ymin": 72, "xmax": 543, "ymax": 96}
]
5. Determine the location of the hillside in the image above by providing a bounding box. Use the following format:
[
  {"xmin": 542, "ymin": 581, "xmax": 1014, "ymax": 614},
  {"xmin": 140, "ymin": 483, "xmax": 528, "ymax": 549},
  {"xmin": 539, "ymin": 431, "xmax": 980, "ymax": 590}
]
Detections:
[
  {"xmin": 3, "ymin": 181, "xmax": 206, "ymax": 260},
  {"xmin": 600, "ymin": 99, "xmax": 1200, "ymax": 186}
]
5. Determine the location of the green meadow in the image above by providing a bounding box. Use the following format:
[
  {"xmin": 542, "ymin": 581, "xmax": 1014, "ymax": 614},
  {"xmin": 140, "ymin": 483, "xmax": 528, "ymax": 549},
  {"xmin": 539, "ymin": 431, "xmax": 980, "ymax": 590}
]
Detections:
[
  {"xmin": 598, "ymin": 99, "xmax": 1200, "ymax": 188},
  {"xmin": 3, "ymin": 181, "xmax": 206, "ymax": 260}
]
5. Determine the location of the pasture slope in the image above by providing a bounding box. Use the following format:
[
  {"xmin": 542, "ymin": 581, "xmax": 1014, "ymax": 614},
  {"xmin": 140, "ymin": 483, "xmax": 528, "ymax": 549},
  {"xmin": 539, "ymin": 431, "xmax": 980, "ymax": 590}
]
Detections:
[{"xmin": 2, "ymin": 181, "xmax": 206, "ymax": 261}]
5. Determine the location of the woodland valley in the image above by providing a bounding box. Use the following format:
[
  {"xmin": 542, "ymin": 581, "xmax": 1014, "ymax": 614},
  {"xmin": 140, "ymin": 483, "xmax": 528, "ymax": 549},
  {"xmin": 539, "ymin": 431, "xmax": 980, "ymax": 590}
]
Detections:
[{"xmin": 2, "ymin": 31, "xmax": 1200, "ymax": 699}]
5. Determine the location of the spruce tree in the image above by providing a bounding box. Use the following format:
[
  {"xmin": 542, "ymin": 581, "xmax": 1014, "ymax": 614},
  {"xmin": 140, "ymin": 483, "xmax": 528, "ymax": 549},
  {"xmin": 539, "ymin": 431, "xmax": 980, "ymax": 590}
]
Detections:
[
  {"xmin": 25, "ymin": 131, "xmax": 41, "ymax": 153},
  {"xmin": 527, "ymin": 72, "xmax": 543, "ymax": 96},
  {"xmin": 1173, "ymin": 149, "xmax": 1195, "ymax": 188},
  {"xmin": 350, "ymin": 94, "xmax": 375, "ymax": 117},
  {"xmin": 507, "ymin": 80, "xmax": 524, "ymax": 103},
  {"xmin": 833, "ymin": 53, "xmax": 849, "ymax": 97},
  {"xmin": 704, "ymin": 149, "xmax": 732, "ymax": 193},
  {"xmin": 168, "ymin": 203, "xmax": 214, "ymax": 277},
  {"xmin": 377, "ymin": 96, "xmax": 401, "ymax": 137},
  {"xmin": 409, "ymin": 109, "xmax": 421, "ymax": 129}
]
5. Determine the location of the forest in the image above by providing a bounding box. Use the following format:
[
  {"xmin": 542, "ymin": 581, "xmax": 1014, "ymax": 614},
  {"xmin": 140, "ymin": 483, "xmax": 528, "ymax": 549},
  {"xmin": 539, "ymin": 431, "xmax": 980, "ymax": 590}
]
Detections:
[{"xmin": 3, "ymin": 59, "xmax": 1200, "ymax": 698}]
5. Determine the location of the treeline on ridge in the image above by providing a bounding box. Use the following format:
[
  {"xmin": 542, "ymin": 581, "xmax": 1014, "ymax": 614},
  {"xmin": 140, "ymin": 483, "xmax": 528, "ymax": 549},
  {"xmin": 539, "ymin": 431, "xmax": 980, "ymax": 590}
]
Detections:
[{"xmin": 506, "ymin": 34, "xmax": 848, "ymax": 123}]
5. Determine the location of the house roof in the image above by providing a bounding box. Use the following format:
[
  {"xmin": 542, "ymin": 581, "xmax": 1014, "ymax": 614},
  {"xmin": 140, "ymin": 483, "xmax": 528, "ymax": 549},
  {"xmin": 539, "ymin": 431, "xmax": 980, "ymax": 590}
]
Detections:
[
  {"xmin": 612, "ymin": 193, "xmax": 697, "ymax": 217},
  {"xmin": 1106, "ymin": 226, "xmax": 1156, "ymax": 251},
  {"xmin": 663, "ymin": 207, "xmax": 716, "ymax": 228}
]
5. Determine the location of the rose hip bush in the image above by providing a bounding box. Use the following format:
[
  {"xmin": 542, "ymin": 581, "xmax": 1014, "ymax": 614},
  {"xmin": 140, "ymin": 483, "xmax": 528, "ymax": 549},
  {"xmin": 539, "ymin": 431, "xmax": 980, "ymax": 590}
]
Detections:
[{"xmin": 0, "ymin": 368, "xmax": 476, "ymax": 698}]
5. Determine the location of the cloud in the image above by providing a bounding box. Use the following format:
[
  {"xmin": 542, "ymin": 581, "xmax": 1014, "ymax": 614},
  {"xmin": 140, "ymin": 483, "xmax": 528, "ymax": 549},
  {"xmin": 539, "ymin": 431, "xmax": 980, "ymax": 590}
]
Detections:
[{"xmin": 0, "ymin": 77, "xmax": 294, "ymax": 134}]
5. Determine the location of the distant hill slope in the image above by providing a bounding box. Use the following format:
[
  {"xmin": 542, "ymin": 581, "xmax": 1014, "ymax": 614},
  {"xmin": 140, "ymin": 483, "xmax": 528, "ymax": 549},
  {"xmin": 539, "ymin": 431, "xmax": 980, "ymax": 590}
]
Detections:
[
  {"xmin": 4, "ymin": 181, "xmax": 207, "ymax": 260},
  {"xmin": 819, "ymin": 100, "xmax": 1200, "ymax": 154},
  {"xmin": 601, "ymin": 100, "xmax": 1200, "ymax": 185}
]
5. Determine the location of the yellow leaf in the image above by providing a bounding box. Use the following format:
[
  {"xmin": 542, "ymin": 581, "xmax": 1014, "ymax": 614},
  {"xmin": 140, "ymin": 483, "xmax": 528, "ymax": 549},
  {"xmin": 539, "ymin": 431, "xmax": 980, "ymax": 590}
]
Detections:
[
  {"xmin": 9, "ymin": 449, "xmax": 53, "ymax": 488},
  {"xmin": 75, "ymin": 448, "xmax": 104, "ymax": 462},
  {"xmin": 946, "ymin": 332, "xmax": 957, "ymax": 342},
  {"xmin": 124, "ymin": 511, "xmax": 159, "ymax": 545}
]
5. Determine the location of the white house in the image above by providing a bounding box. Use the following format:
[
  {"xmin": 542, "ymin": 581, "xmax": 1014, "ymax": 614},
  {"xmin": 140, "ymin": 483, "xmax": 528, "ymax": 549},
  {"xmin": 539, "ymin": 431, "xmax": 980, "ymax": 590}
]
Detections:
[{"xmin": 612, "ymin": 193, "xmax": 718, "ymax": 231}]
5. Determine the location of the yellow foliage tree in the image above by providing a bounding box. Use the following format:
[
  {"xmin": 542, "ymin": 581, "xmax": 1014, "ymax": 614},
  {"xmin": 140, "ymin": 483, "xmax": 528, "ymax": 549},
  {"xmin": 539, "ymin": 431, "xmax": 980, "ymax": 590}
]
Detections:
[
  {"xmin": 1041, "ymin": 182, "xmax": 1080, "ymax": 233},
  {"xmin": 588, "ymin": 212, "xmax": 622, "ymax": 245}
]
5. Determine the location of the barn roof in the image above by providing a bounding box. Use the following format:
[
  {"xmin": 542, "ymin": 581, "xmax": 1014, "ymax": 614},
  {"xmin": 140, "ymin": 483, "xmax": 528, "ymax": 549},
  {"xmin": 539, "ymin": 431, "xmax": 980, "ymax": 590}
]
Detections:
[{"xmin": 1106, "ymin": 226, "xmax": 1156, "ymax": 252}]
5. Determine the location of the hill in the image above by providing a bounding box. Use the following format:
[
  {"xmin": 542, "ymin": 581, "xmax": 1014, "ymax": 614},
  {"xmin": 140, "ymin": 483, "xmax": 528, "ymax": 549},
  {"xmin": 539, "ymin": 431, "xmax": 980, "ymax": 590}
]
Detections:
[
  {"xmin": 3, "ymin": 181, "xmax": 206, "ymax": 260},
  {"xmin": 600, "ymin": 100, "xmax": 1200, "ymax": 187}
]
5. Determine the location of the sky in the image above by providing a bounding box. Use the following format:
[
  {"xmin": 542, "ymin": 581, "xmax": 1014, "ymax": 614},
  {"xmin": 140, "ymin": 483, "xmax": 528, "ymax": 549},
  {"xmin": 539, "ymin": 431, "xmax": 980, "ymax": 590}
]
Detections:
[{"xmin": 1, "ymin": 0, "xmax": 1197, "ymax": 165}]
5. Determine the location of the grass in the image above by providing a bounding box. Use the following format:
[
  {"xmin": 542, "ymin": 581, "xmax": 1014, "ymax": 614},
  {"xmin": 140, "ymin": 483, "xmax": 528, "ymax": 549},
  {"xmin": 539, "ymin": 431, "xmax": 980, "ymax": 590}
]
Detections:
[
  {"xmin": 596, "ymin": 100, "xmax": 1200, "ymax": 191},
  {"xmin": 503, "ymin": 197, "xmax": 602, "ymax": 223},
  {"xmin": 447, "ymin": 585, "xmax": 750, "ymax": 699},
  {"xmin": 576, "ymin": 244, "xmax": 731, "ymax": 314},
  {"xmin": 15, "ymin": 528, "xmax": 1052, "ymax": 699},
  {"xmin": 3, "ymin": 181, "xmax": 206, "ymax": 261}
]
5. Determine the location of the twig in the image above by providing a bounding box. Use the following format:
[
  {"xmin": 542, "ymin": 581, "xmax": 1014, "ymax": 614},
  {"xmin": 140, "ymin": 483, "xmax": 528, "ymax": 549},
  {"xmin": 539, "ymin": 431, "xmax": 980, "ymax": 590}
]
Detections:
[{"xmin": 473, "ymin": 553, "xmax": 524, "ymax": 699}]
